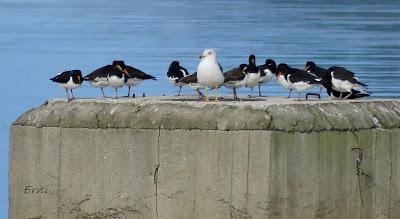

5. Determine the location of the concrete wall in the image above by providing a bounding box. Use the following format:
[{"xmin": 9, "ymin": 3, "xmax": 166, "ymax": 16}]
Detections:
[{"xmin": 9, "ymin": 97, "xmax": 400, "ymax": 218}]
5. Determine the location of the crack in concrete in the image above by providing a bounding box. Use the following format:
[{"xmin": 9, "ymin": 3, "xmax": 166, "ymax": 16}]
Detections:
[
  {"xmin": 230, "ymin": 137, "xmax": 234, "ymax": 219},
  {"xmin": 245, "ymin": 133, "xmax": 250, "ymax": 214},
  {"xmin": 218, "ymin": 198, "xmax": 252, "ymax": 219},
  {"xmin": 94, "ymin": 112, "xmax": 100, "ymax": 128},
  {"xmin": 154, "ymin": 128, "xmax": 161, "ymax": 219},
  {"xmin": 57, "ymin": 128, "xmax": 62, "ymax": 218}
]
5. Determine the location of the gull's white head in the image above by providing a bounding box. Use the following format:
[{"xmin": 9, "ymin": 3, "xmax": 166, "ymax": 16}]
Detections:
[{"xmin": 199, "ymin": 48, "xmax": 216, "ymax": 60}]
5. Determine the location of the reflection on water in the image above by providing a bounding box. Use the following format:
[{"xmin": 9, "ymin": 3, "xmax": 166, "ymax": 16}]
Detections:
[{"xmin": 0, "ymin": 0, "xmax": 399, "ymax": 215}]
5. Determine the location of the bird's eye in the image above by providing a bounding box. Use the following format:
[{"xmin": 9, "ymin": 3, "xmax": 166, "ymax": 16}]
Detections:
[{"xmin": 208, "ymin": 52, "xmax": 212, "ymax": 54}]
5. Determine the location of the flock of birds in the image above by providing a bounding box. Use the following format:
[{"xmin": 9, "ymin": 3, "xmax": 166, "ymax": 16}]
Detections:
[{"xmin": 50, "ymin": 48, "xmax": 370, "ymax": 101}]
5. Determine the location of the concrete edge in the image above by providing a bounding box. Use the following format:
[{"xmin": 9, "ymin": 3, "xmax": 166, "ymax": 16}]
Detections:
[{"xmin": 12, "ymin": 98, "xmax": 400, "ymax": 132}]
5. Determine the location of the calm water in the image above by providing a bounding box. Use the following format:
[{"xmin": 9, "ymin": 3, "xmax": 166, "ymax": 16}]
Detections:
[{"xmin": 0, "ymin": 0, "xmax": 399, "ymax": 216}]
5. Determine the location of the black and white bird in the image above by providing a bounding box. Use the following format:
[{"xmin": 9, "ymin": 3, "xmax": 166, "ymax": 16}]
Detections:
[
  {"xmin": 326, "ymin": 66, "xmax": 369, "ymax": 99},
  {"xmin": 83, "ymin": 61, "xmax": 124, "ymax": 98},
  {"xmin": 326, "ymin": 86, "xmax": 370, "ymax": 99},
  {"xmin": 304, "ymin": 61, "xmax": 327, "ymax": 94},
  {"xmin": 274, "ymin": 64, "xmax": 294, "ymax": 98},
  {"xmin": 50, "ymin": 70, "xmax": 83, "ymax": 101},
  {"xmin": 107, "ymin": 60, "xmax": 130, "ymax": 98},
  {"xmin": 276, "ymin": 63, "xmax": 322, "ymax": 100},
  {"xmin": 177, "ymin": 72, "xmax": 204, "ymax": 97},
  {"xmin": 167, "ymin": 61, "xmax": 189, "ymax": 96},
  {"xmin": 257, "ymin": 59, "xmax": 276, "ymax": 96},
  {"xmin": 223, "ymin": 64, "xmax": 248, "ymax": 100},
  {"xmin": 197, "ymin": 49, "xmax": 224, "ymax": 101},
  {"xmin": 125, "ymin": 65, "xmax": 156, "ymax": 97},
  {"xmin": 244, "ymin": 55, "xmax": 261, "ymax": 97}
]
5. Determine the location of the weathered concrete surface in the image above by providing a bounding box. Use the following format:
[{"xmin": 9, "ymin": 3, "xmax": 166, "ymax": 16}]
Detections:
[
  {"xmin": 9, "ymin": 97, "xmax": 400, "ymax": 219},
  {"xmin": 14, "ymin": 97, "xmax": 400, "ymax": 131}
]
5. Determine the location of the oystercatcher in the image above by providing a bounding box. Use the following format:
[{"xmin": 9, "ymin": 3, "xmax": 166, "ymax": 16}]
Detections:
[
  {"xmin": 304, "ymin": 61, "xmax": 326, "ymax": 94},
  {"xmin": 178, "ymin": 72, "xmax": 204, "ymax": 97},
  {"xmin": 276, "ymin": 63, "xmax": 321, "ymax": 100},
  {"xmin": 257, "ymin": 59, "xmax": 276, "ymax": 96},
  {"xmin": 223, "ymin": 64, "xmax": 248, "ymax": 100},
  {"xmin": 326, "ymin": 66, "xmax": 369, "ymax": 99},
  {"xmin": 50, "ymin": 70, "xmax": 83, "ymax": 101},
  {"xmin": 275, "ymin": 63, "xmax": 294, "ymax": 98},
  {"xmin": 83, "ymin": 61, "xmax": 123, "ymax": 98},
  {"xmin": 167, "ymin": 61, "xmax": 189, "ymax": 96},
  {"xmin": 244, "ymin": 55, "xmax": 261, "ymax": 97},
  {"xmin": 107, "ymin": 60, "xmax": 130, "ymax": 98},
  {"xmin": 125, "ymin": 65, "xmax": 156, "ymax": 97}
]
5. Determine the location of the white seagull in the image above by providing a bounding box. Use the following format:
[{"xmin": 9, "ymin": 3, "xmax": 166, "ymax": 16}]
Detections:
[{"xmin": 197, "ymin": 48, "xmax": 224, "ymax": 101}]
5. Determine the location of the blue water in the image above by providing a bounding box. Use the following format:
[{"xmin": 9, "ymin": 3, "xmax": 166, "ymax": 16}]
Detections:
[{"xmin": 0, "ymin": 0, "xmax": 399, "ymax": 216}]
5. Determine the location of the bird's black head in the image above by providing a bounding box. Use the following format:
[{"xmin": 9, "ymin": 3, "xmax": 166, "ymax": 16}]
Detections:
[
  {"xmin": 112, "ymin": 60, "xmax": 129, "ymax": 77},
  {"xmin": 305, "ymin": 61, "xmax": 316, "ymax": 72},
  {"xmin": 71, "ymin": 70, "xmax": 82, "ymax": 76},
  {"xmin": 71, "ymin": 70, "xmax": 83, "ymax": 83},
  {"xmin": 249, "ymin": 55, "xmax": 256, "ymax": 65},
  {"xmin": 265, "ymin": 59, "xmax": 276, "ymax": 73},
  {"xmin": 113, "ymin": 60, "xmax": 126, "ymax": 70},
  {"xmin": 169, "ymin": 61, "xmax": 180, "ymax": 69},
  {"xmin": 239, "ymin": 64, "xmax": 247, "ymax": 70},
  {"xmin": 276, "ymin": 63, "xmax": 289, "ymax": 76},
  {"xmin": 326, "ymin": 66, "xmax": 339, "ymax": 76}
]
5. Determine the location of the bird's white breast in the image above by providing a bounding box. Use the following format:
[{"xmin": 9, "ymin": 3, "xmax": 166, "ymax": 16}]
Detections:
[
  {"xmin": 246, "ymin": 72, "xmax": 261, "ymax": 88},
  {"xmin": 224, "ymin": 74, "xmax": 248, "ymax": 89},
  {"xmin": 126, "ymin": 78, "xmax": 144, "ymax": 86},
  {"xmin": 276, "ymin": 75, "xmax": 291, "ymax": 90},
  {"xmin": 60, "ymin": 77, "xmax": 80, "ymax": 89},
  {"xmin": 331, "ymin": 73, "xmax": 353, "ymax": 92},
  {"xmin": 197, "ymin": 58, "xmax": 224, "ymax": 88},
  {"xmin": 168, "ymin": 77, "xmax": 183, "ymax": 86},
  {"xmin": 90, "ymin": 77, "xmax": 109, "ymax": 88},
  {"xmin": 259, "ymin": 69, "xmax": 274, "ymax": 84},
  {"xmin": 108, "ymin": 75, "xmax": 125, "ymax": 88},
  {"xmin": 290, "ymin": 81, "xmax": 313, "ymax": 92}
]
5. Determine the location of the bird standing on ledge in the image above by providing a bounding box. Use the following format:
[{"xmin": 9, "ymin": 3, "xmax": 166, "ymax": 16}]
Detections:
[
  {"xmin": 167, "ymin": 61, "xmax": 189, "ymax": 96},
  {"xmin": 276, "ymin": 63, "xmax": 322, "ymax": 100},
  {"xmin": 257, "ymin": 59, "xmax": 276, "ymax": 96},
  {"xmin": 178, "ymin": 72, "xmax": 204, "ymax": 97},
  {"xmin": 304, "ymin": 61, "xmax": 327, "ymax": 94},
  {"xmin": 244, "ymin": 55, "xmax": 261, "ymax": 97},
  {"xmin": 326, "ymin": 66, "xmax": 369, "ymax": 99},
  {"xmin": 50, "ymin": 70, "xmax": 83, "ymax": 101},
  {"xmin": 223, "ymin": 64, "xmax": 248, "ymax": 100},
  {"xmin": 125, "ymin": 65, "xmax": 156, "ymax": 97},
  {"xmin": 107, "ymin": 60, "xmax": 130, "ymax": 99},
  {"xmin": 197, "ymin": 48, "xmax": 224, "ymax": 101}
]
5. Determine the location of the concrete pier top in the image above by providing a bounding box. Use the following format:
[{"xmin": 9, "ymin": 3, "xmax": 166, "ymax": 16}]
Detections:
[{"xmin": 14, "ymin": 96, "xmax": 400, "ymax": 132}]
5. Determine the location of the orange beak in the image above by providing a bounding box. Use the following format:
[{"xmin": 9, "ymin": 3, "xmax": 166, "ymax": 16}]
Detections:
[
  {"xmin": 116, "ymin": 64, "xmax": 123, "ymax": 71},
  {"xmin": 124, "ymin": 69, "xmax": 129, "ymax": 77}
]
